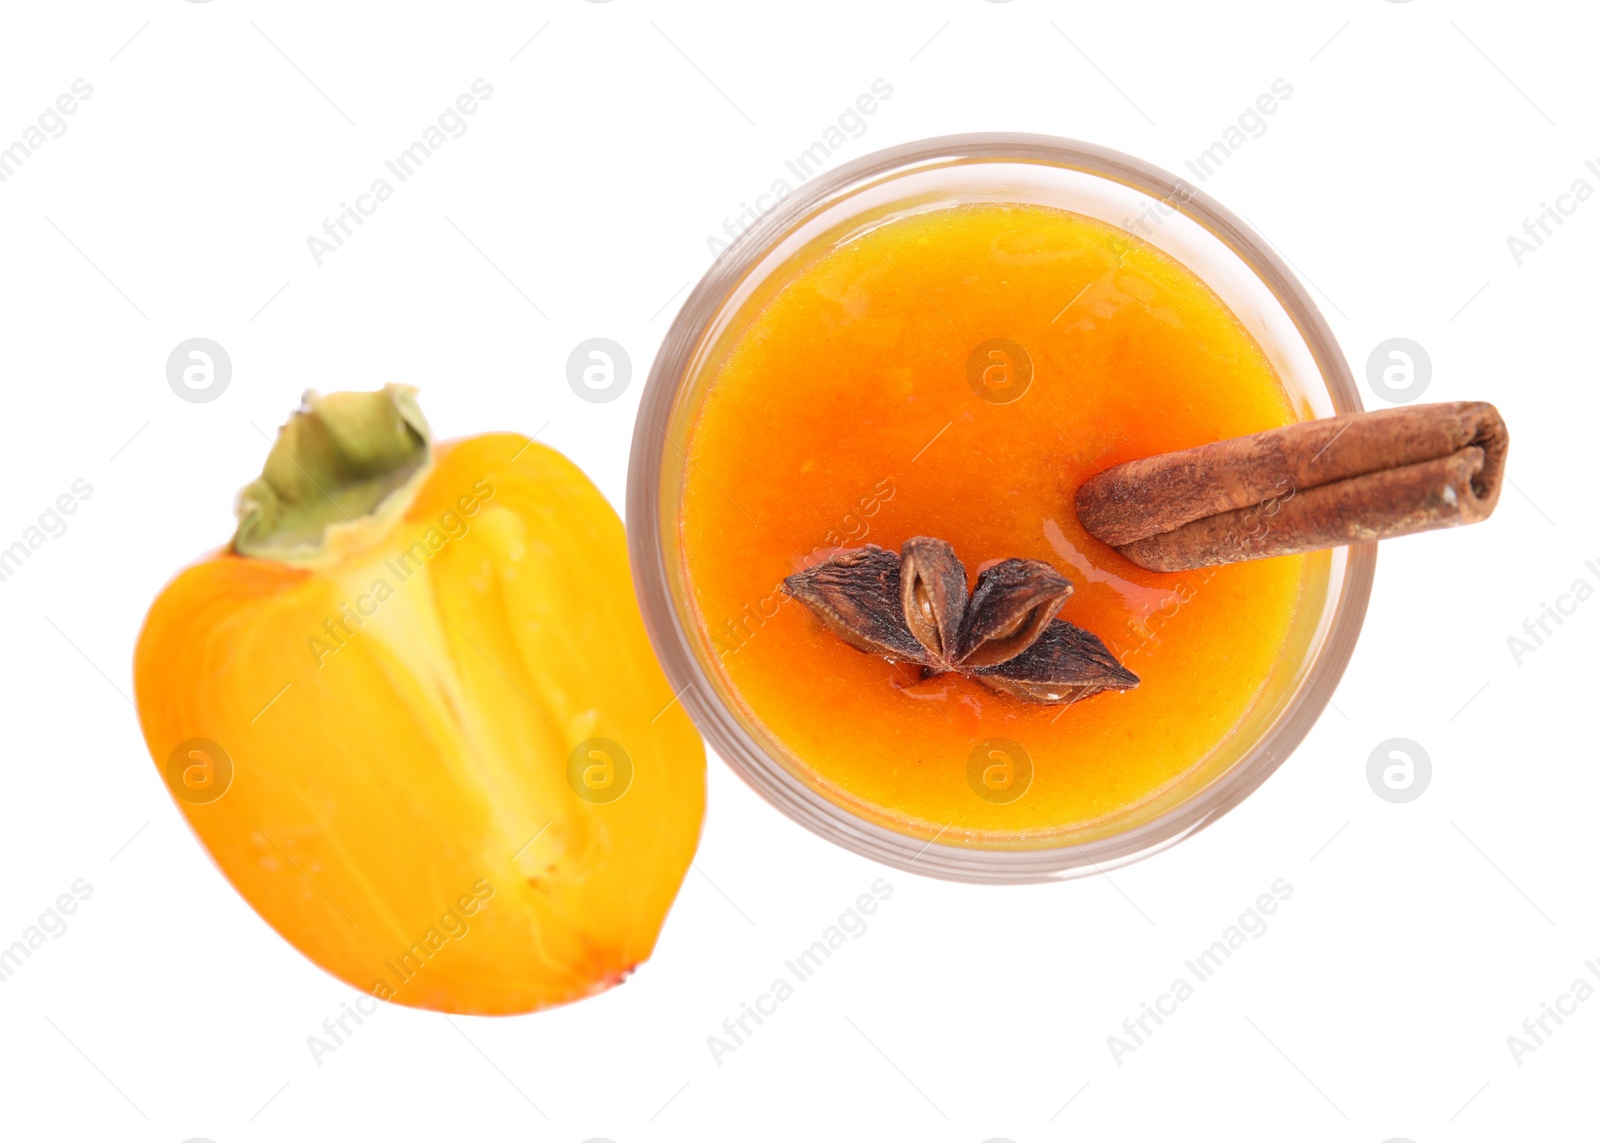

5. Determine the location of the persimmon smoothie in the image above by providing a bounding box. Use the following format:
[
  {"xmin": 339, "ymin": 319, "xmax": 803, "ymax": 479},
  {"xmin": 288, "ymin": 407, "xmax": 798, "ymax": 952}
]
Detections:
[{"xmin": 676, "ymin": 200, "xmax": 1326, "ymax": 846}]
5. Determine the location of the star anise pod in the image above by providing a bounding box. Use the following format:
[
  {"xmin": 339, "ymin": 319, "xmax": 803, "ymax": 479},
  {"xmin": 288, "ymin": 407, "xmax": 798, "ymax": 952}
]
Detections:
[{"xmin": 782, "ymin": 537, "xmax": 1139, "ymax": 706}]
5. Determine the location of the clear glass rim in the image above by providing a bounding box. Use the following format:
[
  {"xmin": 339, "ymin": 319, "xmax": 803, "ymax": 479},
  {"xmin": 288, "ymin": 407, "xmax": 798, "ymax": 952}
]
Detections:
[{"xmin": 626, "ymin": 132, "xmax": 1374, "ymax": 884}]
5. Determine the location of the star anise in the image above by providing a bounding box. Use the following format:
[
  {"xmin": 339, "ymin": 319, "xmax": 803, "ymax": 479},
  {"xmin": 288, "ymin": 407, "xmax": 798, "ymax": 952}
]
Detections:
[{"xmin": 782, "ymin": 537, "xmax": 1139, "ymax": 706}]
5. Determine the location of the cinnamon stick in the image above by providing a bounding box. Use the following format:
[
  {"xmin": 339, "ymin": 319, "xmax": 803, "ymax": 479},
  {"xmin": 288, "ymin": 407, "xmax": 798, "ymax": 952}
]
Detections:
[{"xmin": 1075, "ymin": 401, "xmax": 1509, "ymax": 572}]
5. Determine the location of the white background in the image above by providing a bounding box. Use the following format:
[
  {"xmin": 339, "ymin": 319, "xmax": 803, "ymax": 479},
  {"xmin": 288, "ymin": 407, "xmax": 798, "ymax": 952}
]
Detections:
[{"xmin": 0, "ymin": 1, "xmax": 1595, "ymax": 1140}]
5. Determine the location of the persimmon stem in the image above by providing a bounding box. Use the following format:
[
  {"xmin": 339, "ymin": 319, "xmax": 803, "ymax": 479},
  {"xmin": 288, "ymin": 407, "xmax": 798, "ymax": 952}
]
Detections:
[{"xmin": 232, "ymin": 385, "xmax": 433, "ymax": 563}]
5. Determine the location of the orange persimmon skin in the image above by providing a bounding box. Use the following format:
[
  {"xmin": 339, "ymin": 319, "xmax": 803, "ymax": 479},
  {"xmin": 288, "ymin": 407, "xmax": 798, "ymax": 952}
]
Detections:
[{"xmin": 135, "ymin": 434, "xmax": 705, "ymax": 1015}]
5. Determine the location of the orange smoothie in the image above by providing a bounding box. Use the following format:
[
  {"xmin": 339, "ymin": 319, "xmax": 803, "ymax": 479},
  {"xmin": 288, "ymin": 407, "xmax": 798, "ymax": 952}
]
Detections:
[{"xmin": 678, "ymin": 201, "xmax": 1322, "ymax": 846}]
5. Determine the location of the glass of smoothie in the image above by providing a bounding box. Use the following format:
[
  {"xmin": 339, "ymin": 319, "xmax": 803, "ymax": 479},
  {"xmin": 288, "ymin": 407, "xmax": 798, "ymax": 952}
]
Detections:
[{"xmin": 628, "ymin": 134, "xmax": 1371, "ymax": 882}]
